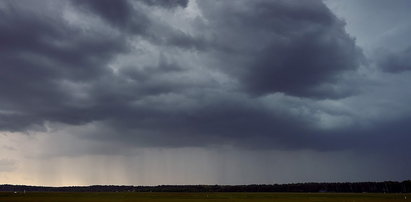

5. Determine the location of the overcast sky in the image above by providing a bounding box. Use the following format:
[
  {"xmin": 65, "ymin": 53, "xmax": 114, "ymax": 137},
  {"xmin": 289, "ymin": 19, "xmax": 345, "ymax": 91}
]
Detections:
[{"xmin": 1, "ymin": 0, "xmax": 411, "ymax": 186}]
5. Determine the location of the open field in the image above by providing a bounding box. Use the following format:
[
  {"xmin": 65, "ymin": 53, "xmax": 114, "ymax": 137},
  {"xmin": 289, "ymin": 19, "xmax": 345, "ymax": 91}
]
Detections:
[{"xmin": 0, "ymin": 192, "xmax": 409, "ymax": 202}]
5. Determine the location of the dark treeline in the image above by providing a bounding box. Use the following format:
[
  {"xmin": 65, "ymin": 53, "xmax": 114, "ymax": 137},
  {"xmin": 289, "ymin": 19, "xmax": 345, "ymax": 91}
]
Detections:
[{"xmin": 1, "ymin": 181, "xmax": 410, "ymax": 193}]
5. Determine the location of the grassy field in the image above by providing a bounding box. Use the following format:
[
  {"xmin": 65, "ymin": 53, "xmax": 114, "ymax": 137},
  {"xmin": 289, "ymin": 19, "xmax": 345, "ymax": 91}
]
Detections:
[{"xmin": 0, "ymin": 192, "xmax": 409, "ymax": 202}]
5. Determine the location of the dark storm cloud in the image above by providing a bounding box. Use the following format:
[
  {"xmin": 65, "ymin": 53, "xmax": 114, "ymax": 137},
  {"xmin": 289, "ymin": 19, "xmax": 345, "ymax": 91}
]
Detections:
[
  {"xmin": 71, "ymin": 0, "xmax": 188, "ymax": 35},
  {"xmin": 70, "ymin": 0, "xmax": 201, "ymax": 50},
  {"xmin": 140, "ymin": 0, "xmax": 188, "ymax": 8},
  {"xmin": 3, "ymin": 0, "xmax": 406, "ymax": 155},
  {"xmin": 198, "ymin": 0, "xmax": 363, "ymax": 98},
  {"xmin": 94, "ymin": 95, "xmax": 314, "ymax": 149},
  {"xmin": 0, "ymin": 1, "xmax": 129, "ymax": 129},
  {"xmin": 71, "ymin": 0, "xmax": 148, "ymax": 33}
]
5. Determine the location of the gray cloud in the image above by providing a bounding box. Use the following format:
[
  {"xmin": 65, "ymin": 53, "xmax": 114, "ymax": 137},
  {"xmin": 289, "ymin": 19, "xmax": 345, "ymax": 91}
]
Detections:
[
  {"xmin": 0, "ymin": 0, "xmax": 410, "ymax": 159},
  {"xmin": 0, "ymin": 1, "xmax": 128, "ymax": 130},
  {"xmin": 140, "ymin": 0, "xmax": 189, "ymax": 8},
  {"xmin": 0, "ymin": 159, "xmax": 16, "ymax": 172},
  {"xmin": 71, "ymin": 0, "xmax": 148, "ymax": 34},
  {"xmin": 377, "ymin": 48, "xmax": 411, "ymax": 73},
  {"xmin": 197, "ymin": 0, "xmax": 363, "ymax": 98},
  {"xmin": 324, "ymin": 0, "xmax": 411, "ymax": 52},
  {"xmin": 2, "ymin": 0, "xmax": 411, "ymax": 186}
]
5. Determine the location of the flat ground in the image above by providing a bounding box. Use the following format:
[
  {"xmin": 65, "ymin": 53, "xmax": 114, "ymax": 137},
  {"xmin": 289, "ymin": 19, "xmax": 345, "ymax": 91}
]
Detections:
[{"xmin": 0, "ymin": 192, "xmax": 409, "ymax": 202}]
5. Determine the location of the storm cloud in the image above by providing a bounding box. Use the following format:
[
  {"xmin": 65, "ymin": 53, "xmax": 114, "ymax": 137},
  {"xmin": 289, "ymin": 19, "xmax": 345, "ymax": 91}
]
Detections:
[
  {"xmin": 0, "ymin": 0, "xmax": 402, "ymax": 149},
  {"xmin": 140, "ymin": 0, "xmax": 189, "ymax": 8},
  {"xmin": 197, "ymin": 0, "xmax": 363, "ymax": 98},
  {"xmin": 1, "ymin": 0, "xmax": 411, "ymax": 185},
  {"xmin": 0, "ymin": 0, "xmax": 128, "ymax": 130}
]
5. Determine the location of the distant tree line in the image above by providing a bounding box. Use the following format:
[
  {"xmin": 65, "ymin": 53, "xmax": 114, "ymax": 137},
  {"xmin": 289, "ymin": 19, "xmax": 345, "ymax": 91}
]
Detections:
[{"xmin": 1, "ymin": 181, "xmax": 410, "ymax": 193}]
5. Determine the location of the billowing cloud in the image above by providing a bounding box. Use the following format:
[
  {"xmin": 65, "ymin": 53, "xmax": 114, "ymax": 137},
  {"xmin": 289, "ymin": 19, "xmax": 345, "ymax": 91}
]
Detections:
[
  {"xmin": 0, "ymin": 0, "xmax": 399, "ymax": 151},
  {"xmin": 1, "ymin": 0, "xmax": 411, "ymax": 185},
  {"xmin": 0, "ymin": 0, "xmax": 411, "ymax": 185},
  {"xmin": 0, "ymin": 1, "xmax": 128, "ymax": 130},
  {"xmin": 71, "ymin": 0, "xmax": 148, "ymax": 33},
  {"xmin": 197, "ymin": 0, "xmax": 363, "ymax": 98}
]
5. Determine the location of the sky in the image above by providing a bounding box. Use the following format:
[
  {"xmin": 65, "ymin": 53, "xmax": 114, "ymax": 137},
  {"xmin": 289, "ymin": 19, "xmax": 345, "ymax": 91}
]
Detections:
[{"xmin": 0, "ymin": 0, "xmax": 411, "ymax": 186}]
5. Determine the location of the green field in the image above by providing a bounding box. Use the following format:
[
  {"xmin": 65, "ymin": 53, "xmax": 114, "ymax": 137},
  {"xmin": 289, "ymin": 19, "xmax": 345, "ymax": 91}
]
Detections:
[{"xmin": 0, "ymin": 192, "xmax": 409, "ymax": 202}]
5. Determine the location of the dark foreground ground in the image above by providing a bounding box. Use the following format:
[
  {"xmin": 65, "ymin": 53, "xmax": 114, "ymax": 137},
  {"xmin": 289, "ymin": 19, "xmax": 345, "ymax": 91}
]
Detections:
[{"xmin": 0, "ymin": 192, "xmax": 409, "ymax": 202}]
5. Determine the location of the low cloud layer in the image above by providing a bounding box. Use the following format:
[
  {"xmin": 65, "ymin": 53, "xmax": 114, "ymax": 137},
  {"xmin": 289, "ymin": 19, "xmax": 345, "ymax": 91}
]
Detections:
[{"xmin": 1, "ymin": 0, "xmax": 411, "ymax": 185}]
